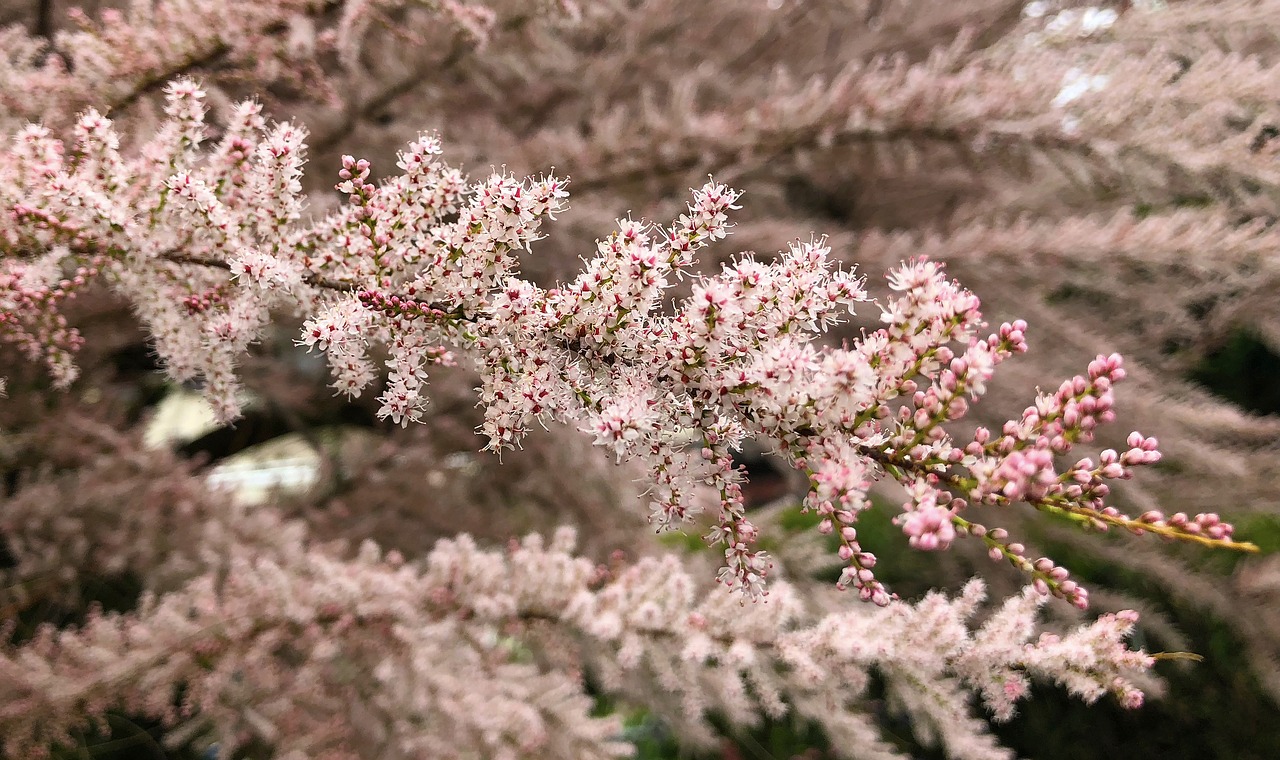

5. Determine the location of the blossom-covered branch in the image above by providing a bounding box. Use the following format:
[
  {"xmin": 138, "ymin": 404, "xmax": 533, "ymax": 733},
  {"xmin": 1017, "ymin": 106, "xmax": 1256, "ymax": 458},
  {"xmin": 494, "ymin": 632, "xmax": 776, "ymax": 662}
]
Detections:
[
  {"xmin": 0, "ymin": 517, "xmax": 1155, "ymax": 760},
  {"xmin": 0, "ymin": 80, "xmax": 1251, "ymax": 610}
]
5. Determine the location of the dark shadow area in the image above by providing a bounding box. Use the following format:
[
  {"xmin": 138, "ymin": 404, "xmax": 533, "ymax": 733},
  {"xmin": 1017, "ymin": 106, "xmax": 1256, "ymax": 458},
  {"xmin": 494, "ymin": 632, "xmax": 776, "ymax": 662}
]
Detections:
[{"xmin": 1189, "ymin": 329, "xmax": 1280, "ymax": 416}]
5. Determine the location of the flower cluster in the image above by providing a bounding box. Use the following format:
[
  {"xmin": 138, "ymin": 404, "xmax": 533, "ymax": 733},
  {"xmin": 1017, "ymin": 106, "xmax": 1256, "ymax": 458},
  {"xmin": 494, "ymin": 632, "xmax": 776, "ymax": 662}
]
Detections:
[
  {"xmin": 0, "ymin": 512, "xmax": 1156, "ymax": 760},
  {"xmin": 0, "ymin": 81, "xmax": 1252, "ymax": 606}
]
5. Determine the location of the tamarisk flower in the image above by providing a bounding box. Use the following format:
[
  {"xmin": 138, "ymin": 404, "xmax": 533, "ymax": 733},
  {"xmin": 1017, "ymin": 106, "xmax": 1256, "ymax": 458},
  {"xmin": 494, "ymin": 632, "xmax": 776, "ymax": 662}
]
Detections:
[
  {"xmin": 0, "ymin": 523, "xmax": 1157, "ymax": 760},
  {"xmin": 0, "ymin": 80, "xmax": 1253, "ymax": 604}
]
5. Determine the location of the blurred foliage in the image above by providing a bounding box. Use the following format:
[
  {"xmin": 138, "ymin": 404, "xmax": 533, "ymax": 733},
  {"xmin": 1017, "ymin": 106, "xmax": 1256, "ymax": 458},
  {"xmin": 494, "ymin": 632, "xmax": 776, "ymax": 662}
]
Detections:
[{"xmin": 1189, "ymin": 328, "xmax": 1280, "ymax": 416}]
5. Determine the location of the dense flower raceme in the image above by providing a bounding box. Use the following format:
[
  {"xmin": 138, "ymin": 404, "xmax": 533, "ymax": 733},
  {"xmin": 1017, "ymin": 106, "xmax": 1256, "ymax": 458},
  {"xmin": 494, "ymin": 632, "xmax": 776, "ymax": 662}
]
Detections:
[
  {"xmin": 0, "ymin": 80, "xmax": 1252, "ymax": 604},
  {"xmin": 0, "ymin": 506, "xmax": 1156, "ymax": 760}
]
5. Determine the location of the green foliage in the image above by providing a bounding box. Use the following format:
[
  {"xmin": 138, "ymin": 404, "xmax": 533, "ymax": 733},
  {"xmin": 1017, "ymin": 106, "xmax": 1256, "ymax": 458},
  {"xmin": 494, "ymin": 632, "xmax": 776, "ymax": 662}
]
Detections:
[
  {"xmin": 1235, "ymin": 514, "xmax": 1280, "ymax": 556},
  {"xmin": 657, "ymin": 528, "xmax": 715, "ymax": 555},
  {"xmin": 624, "ymin": 707, "xmax": 839, "ymax": 760},
  {"xmin": 1189, "ymin": 328, "xmax": 1280, "ymax": 416},
  {"xmin": 1132, "ymin": 196, "xmax": 1214, "ymax": 219},
  {"xmin": 1043, "ymin": 282, "xmax": 1111, "ymax": 308}
]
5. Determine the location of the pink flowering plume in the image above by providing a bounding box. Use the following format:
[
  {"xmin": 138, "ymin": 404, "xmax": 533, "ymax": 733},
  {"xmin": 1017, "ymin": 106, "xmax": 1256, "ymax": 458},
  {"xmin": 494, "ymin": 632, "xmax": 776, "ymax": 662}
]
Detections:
[{"xmin": 0, "ymin": 80, "xmax": 1254, "ymax": 607}]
